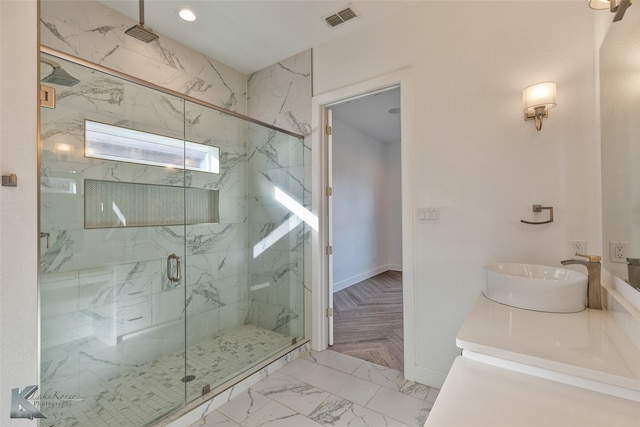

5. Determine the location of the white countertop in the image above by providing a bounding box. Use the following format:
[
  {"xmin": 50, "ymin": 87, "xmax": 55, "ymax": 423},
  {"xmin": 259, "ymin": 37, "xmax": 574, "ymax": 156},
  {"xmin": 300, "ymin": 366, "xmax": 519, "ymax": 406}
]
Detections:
[
  {"xmin": 426, "ymin": 356, "xmax": 640, "ymax": 427},
  {"xmin": 425, "ymin": 294, "xmax": 640, "ymax": 426},
  {"xmin": 456, "ymin": 294, "xmax": 640, "ymax": 393}
]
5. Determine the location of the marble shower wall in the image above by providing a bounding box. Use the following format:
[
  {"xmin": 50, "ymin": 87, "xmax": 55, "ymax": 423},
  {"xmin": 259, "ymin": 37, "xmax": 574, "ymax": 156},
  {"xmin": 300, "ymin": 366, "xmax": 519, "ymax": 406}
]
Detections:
[
  {"xmin": 247, "ymin": 50, "xmax": 312, "ymax": 136},
  {"xmin": 39, "ymin": 0, "xmax": 251, "ymax": 351},
  {"xmin": 41, "ymin": 0, "xmax": 247, "ymax": 114},
  {"xmin": 246, "ymin": 51, "xmax": 312, "ymax": 339},
  {"xmin": 39, "ymin": 57, "xmax": 249, "ymax": 351},
  {"xmin": 40, "ymin": 1, "xmax": 312, "ymax": 346}
]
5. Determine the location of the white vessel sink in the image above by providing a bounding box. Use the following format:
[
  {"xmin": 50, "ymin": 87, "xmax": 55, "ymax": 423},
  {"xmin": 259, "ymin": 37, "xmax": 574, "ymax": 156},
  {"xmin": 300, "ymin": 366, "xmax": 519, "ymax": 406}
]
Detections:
[{"xmin": 484, "ymin": 263, "xmax": 588, "ymax": 313}]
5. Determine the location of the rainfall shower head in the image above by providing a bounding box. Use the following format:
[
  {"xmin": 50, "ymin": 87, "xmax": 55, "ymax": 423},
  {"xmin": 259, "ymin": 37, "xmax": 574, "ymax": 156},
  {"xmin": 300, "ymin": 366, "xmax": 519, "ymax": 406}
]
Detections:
[
  {"xmin": 40, "ymin": 58, "xmax": 80, "ymax": 87},
  {"xmin": 125, "ymin": 0, "xmax": 159, "ymax": 43}
]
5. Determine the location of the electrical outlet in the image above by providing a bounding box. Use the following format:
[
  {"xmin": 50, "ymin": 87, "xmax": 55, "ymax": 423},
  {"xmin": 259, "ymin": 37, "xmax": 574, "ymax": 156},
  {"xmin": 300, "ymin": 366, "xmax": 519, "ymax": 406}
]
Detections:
[
  {"xmin": 609, "ymin": 241, "xmax": 628, "ymax": 263},
  {"xmin": 569, "ymin": 240, "xmax": 586, "ymax": 257}
]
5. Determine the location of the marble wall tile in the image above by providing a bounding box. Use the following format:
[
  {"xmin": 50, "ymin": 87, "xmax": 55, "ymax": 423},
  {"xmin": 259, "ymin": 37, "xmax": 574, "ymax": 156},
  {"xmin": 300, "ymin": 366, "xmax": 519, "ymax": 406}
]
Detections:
[
  {"xmin": 185, "ymin": 308, "xmax": 221, "ymax": 342},
  {"xmin": 218, "ymin": 196, "xmax": 248, "ymax": 224},
  {"xmin": 247, "ymin": 50, "xmax": 311, "ymax": 135},
  {"xmin": 39, "ymin": 3, "xmax": 314, "ymax": 425},
  {"xmin": 41, "ymin": 1, "xmax": 247, "ymax": 114},
  {"xmin": 245, "ymin": 51, "xmax": 311, "ymax": 335}
]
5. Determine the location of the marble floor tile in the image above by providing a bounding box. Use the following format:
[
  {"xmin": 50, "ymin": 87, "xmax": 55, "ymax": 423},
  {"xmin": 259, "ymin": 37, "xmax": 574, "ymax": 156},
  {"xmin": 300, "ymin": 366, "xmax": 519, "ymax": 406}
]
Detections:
[
  {"xmin": 302, "ymin": 349, "xmax": 364, "ymax": 374},
  {"xmin": 274, "ymin": 355, "xmax": 317, "ymax": 379},
  {"xmin": 425, "ymin": 387, "xmax": 440, "ymax": 404},
  {"xmin": 300, "ymin": 364, "xmax": 380, "ymax": 406},
  {"xmin": 242, "ymin": 400, "xmax": 324, "ymax": 427},
  {"xmin": 250, "ymin": 372, "xmax": 330, "ymax": 416},
  {"xmin": 366, "ymin": 387, "xmax": 433, "ymax": 427},
  {"xmin": 189, "ymin": 349, "xmax": 440, "ymax": 427},
  {"xmin": 309, "ymin": 395, "xmax": 410, "ymax": 427},
  {"xmin": 217, "ymin": 390, "xmax": 271, "ymax": 424},
  {"xmin": 194, "ymin": 411, "xmax": 242, "ymax": 427},
  {"xmin": 354, "ymin": 360, "xmax": 434, "ymax": 401}
]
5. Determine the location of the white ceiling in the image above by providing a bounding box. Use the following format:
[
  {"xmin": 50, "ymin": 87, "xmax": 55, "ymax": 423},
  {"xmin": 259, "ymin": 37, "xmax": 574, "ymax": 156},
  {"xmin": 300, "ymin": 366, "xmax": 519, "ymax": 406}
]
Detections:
[
  {"xmin": 98, "ymin": 0, "xmax": 418, "ymax": 74},
  {"xmin": 94, "ymin": 1, "xmax": 406, "ymax": 147},
  {"xmin": 330, "ymin": 87, "xmax": 401, "ymax": 144}
]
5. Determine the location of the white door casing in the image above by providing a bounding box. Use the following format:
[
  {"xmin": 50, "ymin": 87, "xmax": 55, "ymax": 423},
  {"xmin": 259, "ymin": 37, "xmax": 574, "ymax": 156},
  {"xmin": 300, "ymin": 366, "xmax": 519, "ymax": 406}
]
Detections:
[{"xmin": 310, "ymin": 68, "xmax": 417, "ymax": 381}]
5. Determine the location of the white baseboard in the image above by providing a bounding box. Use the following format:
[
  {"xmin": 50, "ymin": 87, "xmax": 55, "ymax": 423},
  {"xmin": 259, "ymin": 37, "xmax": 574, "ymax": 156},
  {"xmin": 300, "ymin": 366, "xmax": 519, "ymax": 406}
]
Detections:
[
  {"xmin": 404, "ymin": 363, "xmax": 447, "ymax": 389},
  {"xmin": 388, "ymin": 264, "xmax": 403, "ymax": 272},
  {"xmin": 333, "ymin": 264, "xmax": 402, "ymax": 293}
]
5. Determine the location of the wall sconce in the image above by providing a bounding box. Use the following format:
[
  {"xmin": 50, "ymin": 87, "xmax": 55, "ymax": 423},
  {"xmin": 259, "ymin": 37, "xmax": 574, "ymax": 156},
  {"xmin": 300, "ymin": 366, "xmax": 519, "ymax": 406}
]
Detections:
[
  {"xmin": 522, "ymin": 82, "xmax": 556, "ymax": 131},
  {"xmin": 589, "ymin": 0, "xmax": 632, "ymax": 22}
]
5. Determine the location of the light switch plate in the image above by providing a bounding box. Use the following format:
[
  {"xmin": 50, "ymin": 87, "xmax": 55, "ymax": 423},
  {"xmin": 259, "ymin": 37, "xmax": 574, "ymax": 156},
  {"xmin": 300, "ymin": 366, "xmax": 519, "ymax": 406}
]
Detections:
[{"xmin": 418, "ymin": 208, "xmax": 440, "ymax": 224}]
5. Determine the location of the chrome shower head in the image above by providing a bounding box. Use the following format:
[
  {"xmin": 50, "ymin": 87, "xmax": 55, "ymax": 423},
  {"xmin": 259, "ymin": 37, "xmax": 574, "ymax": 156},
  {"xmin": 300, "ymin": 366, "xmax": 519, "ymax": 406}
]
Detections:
[
  {"xmin": 126, "ymin": 0, "xmax": 159, "ymax": 43},
  {"xmin": 40, "ymin": 58, "xmax": 80, "ymax": 87},
  {"xmin": 125, "ymin": 23, "xmax": 159, "ymax": 43}
]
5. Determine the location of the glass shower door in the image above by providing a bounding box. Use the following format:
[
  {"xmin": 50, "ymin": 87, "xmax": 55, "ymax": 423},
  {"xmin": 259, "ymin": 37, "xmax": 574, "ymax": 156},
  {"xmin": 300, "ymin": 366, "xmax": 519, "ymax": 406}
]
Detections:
[
  {"xmin": 39, "ymin": 52, "xmax": 188, "ymax": 426},
  {"xmin": 181, "ymin": 101, "xmax": 306, "ymax": 401}
]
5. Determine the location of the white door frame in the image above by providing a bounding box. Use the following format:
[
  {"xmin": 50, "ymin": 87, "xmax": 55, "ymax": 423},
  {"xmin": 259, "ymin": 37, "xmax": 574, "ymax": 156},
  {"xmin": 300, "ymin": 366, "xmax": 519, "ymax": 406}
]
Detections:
[{"xmin": 310, "ymin": 68, "xmax": 417, "ymax": 379}]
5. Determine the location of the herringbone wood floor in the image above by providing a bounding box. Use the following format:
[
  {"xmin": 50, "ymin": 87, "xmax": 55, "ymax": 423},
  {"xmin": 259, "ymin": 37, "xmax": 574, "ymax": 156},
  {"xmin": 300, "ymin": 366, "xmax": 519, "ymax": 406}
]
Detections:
[{"xmin": 331, "ymin": 270, "xmax": 404, "ymax": 371}]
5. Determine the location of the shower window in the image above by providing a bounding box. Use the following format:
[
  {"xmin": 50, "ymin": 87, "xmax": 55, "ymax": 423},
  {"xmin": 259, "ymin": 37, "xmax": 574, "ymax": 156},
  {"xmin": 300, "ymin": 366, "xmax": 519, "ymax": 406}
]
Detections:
[{"xmin": 85, "ymin": 120, "xmax": 220, "ymax": 173}]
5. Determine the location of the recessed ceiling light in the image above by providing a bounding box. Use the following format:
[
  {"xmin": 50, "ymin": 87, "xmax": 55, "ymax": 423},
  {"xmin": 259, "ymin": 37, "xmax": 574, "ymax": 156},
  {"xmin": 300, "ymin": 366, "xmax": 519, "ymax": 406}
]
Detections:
[
  {"xmin": 177, "ymin": 8, "xmax": 196, "ymax": 22},
  {"xmin": 388, "ymin": 108, "xmax": 401, "ymax": 115}
]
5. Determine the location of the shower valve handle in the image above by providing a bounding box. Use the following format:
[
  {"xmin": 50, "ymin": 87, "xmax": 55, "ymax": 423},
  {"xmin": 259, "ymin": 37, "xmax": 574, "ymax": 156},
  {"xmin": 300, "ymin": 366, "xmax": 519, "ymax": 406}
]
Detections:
[{"xmin": 167, "ymin": 254, "xmax": 181, "ymax": 283}]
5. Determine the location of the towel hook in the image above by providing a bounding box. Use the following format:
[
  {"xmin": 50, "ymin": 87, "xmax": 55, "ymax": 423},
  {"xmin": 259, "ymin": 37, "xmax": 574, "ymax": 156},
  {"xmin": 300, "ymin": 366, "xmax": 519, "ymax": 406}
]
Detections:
[{"xmin": 521, "ymin": 204, "xmax": 553, "ymax": 225}]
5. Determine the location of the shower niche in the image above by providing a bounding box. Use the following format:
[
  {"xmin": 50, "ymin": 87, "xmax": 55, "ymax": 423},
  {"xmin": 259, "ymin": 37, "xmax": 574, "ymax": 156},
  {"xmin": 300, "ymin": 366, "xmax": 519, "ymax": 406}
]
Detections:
[{"xmin": 39, "ymin": 50, "xmax": 306, "ymax": 426}]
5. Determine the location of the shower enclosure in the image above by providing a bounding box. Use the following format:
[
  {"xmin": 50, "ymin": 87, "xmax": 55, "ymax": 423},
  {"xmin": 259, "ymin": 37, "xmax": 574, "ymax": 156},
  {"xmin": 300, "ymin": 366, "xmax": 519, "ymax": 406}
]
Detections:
[{"xmin": 39, "ymin": 49, "xmax": 306, "ymax": 426}]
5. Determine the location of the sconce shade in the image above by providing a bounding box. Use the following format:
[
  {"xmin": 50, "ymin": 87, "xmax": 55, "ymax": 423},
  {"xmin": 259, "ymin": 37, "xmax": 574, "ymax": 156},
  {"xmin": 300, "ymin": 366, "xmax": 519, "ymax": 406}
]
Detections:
[
  {"xmin": 589, "ymin": 0, "xmax": 611, "ymax": 9},
  {"xmin": 523, "ymin": 82, "xmax": 557, "ymax": 131},
  {"xmin": 588, "ymin": 0, "xmax": 633, "ymax": 22},
  {"xmin": 522, "ymin": 82, "xmax": 557, "ymax": 112}
]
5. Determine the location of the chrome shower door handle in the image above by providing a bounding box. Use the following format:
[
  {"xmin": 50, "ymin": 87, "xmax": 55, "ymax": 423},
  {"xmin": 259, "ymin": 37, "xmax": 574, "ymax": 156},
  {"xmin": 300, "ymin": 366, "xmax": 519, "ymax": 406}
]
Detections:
[{"xmin": 167, "ymin": 254, "xmax": 181, "ymax": 283}]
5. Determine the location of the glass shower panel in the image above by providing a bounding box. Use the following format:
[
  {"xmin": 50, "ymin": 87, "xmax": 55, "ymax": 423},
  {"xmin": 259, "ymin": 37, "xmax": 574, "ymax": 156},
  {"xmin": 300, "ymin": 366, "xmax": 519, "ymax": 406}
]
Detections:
[
  {"xmin": 245, "ymin": 123, "xmax": 306, "ymax": 350},
  {"xmin": 181, "ymin": 101, "xmax": 251, "ymax": 400},
  {"xmin": 40, "ymin": 50, "xmax": 307, "ymax": 426},
  {"xmin": 40, "ymin": 53, "xmax": 188, "ymax": 426},
  {"xmin": 182, "ymin": 102, "xmax": 306, "ymax": 402}
]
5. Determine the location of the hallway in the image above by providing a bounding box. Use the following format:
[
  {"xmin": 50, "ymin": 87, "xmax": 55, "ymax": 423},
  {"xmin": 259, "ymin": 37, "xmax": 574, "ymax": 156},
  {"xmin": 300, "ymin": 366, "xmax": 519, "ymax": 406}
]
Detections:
[{"xmin": 331, "ymin": 271, "xmax": 404, "ymax": 371}]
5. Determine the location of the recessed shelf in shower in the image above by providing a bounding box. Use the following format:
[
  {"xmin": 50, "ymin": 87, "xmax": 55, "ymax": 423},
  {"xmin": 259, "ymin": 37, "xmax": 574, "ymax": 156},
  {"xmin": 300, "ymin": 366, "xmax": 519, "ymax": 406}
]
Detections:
[{"xmin": 84, "ymin": 179, "xmax": 219, "ymax": 228}]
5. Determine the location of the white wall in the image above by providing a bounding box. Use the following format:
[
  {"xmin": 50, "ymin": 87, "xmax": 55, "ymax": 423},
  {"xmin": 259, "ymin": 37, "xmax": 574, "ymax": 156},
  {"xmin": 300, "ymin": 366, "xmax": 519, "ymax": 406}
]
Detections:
[
  {"xmin": 331, "ymin": 118, "xmax": 401, "ymax": 291},
  {"xmin": 0, "ymin": 1, "xmax": 39, "ymax": 425},
  {"xmin": 385, "ymin": 141, "xmax": 402, "ymax": 270},
  {"xmin": 314, "ymin": 1, "xmax": 598, "ymax": 387}
]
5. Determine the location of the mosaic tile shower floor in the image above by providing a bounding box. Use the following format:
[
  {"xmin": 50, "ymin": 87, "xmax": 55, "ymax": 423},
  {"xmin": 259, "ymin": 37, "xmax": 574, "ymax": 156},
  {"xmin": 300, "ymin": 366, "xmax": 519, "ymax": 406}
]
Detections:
[{"xmin": 40, "ymin": 325, "xmax": 294, "ymax": 427}]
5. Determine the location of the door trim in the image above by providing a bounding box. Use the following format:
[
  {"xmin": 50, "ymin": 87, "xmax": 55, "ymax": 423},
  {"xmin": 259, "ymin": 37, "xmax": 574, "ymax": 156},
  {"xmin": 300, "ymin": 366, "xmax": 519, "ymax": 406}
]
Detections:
[{"xmin": 310, "ymin": 68, "xmax": 417, "ymax": 380}]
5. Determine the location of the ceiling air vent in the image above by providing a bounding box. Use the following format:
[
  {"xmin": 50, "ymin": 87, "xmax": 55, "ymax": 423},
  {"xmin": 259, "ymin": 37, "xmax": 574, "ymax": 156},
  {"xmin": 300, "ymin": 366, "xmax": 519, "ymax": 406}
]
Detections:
[{"xmin": 325, "ymin": 7, "xmax": 358, "ymax": 28}]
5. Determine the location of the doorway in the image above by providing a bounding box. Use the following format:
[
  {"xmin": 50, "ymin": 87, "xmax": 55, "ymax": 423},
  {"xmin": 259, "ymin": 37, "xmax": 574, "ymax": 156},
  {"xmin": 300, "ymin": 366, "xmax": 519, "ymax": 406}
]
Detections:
[
  {"xmin": 311, "ymin": 68, "xmax": 416, "ymax": 380},
  {"xmin": 327, "ymin": 87, "xmax": 403, "ymax": 370}
]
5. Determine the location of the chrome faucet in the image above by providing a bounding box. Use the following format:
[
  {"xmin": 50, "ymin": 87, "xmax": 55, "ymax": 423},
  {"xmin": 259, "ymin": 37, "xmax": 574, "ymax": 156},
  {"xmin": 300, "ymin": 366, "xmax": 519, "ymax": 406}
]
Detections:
[{"xmin": 560, "ymin": 254, "xmax": 602, "ymax": 310}]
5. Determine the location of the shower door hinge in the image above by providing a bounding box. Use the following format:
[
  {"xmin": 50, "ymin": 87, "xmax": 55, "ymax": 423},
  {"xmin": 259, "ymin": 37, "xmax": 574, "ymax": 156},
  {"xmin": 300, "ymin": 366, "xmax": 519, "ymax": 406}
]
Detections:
[
  {"xmin": 325, "ymin": 125, "xmax": 332, "ymax": 135},
  {"xmin": 326, "ymin": 307, "xmax": 334, "ymax": 318},
  {"xmin": 40, "ymin": 85, "xmax": 56, "ymax": 109},
  {"xmin": 326, "ymin": 186, "xmax": 333, "ymax": 196},
  {"xmin": 326, "ymin": 245, "xmax": 333, "ymax": 255}
]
